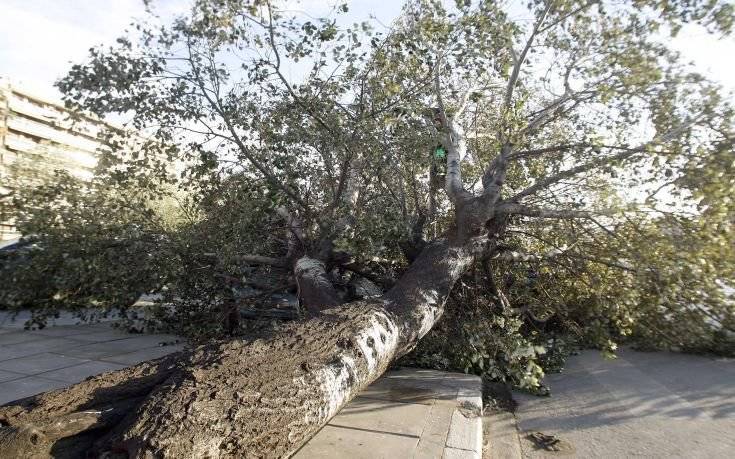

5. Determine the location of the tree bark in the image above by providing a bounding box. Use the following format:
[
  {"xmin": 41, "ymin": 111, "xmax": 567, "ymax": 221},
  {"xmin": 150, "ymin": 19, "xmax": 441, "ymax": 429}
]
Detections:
[
  {"xmin": 0, "ymin": 233, "xmax": 486, "ymax": 458},
  {"xmin": 293, "ymin": 256, "xmax": 341, "ymax": 315}
]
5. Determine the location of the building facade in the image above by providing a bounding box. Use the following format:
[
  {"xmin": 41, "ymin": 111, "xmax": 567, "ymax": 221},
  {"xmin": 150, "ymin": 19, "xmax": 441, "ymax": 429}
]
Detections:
[{"xmin": 0, "ymin": 79, "xmax": 108, "ymax": 241}]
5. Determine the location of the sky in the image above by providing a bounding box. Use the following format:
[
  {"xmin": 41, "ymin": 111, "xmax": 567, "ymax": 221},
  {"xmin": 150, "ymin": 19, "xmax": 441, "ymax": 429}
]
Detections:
[
  {"xmin": 1, "ymin": 0, "xmax": 734, "ymax": 103},
  {"xmin": 0, "ymin": 0, "xmax": 403, "ymax": 102}
]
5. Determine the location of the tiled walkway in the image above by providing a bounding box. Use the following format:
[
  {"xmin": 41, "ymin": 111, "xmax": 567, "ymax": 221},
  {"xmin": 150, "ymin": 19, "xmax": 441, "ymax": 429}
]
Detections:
[
  {"xmin": 295, "ymin": 368, "xmax": 483, "ymax": 458},
  {"xmin": 0, "ymin": 311, "xmax": 184, "ymax": 403}
]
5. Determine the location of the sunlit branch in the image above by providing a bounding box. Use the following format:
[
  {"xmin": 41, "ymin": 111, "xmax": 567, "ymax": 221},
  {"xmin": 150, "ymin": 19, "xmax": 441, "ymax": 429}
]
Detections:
[{"xmin": 504, "ymin": 2, "xmax": 552, "ymax": 109}]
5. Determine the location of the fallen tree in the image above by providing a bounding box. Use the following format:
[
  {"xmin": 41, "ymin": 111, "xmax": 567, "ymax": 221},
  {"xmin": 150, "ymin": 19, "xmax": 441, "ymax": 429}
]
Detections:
[{"xmin": 2, "ymin": 0, "xmax": 734, "ymax": 457}]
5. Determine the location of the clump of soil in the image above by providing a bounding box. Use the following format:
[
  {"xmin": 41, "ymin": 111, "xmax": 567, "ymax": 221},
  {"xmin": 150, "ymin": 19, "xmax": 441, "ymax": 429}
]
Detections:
[{"xmin": 482, "ymin": 379, "xmax": 518, "ymax": 412}]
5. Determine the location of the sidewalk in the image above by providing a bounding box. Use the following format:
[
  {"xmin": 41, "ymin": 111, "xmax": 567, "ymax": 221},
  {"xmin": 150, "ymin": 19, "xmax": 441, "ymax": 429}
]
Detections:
[
  {"xmin": 0, "ymin": 311, "xmax": 184, "ymax": 402},
  {"xmin": 295, "ymin": 368, "xmax": 483, "ymax": 459},
  {"xmin": 0, "ymin": 312, "xmax": 483, "ymax": 458}
]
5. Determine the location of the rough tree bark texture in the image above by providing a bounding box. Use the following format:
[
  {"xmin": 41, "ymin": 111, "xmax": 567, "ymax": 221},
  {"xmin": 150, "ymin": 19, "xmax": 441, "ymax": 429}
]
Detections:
[
  {"xmin": 293, "ymin": 256, "xmax": 341, "ymax": 315},
  {"xmin": 0, "ymin": 233, "xmax": 488, "ymax": 459}
]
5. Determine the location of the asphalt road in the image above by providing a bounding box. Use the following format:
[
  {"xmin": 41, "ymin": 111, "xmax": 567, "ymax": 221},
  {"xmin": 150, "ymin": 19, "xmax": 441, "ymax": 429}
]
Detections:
[{"xmin": 512, "ymin": 348, "xmax": 735, "ymax": 458}]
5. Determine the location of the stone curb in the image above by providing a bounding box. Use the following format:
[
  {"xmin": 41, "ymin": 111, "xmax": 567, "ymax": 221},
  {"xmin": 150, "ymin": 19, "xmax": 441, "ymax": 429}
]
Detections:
[{"xmin": 443, "ymin": 373, "xmax": 483, "ymax": 459}]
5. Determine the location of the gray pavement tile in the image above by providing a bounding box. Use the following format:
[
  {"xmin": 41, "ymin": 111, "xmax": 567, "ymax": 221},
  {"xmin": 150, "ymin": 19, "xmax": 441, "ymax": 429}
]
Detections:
[
  {"xmin": 84, "ymin": 323, "xmax": 124, "ymax": 330},
  {"xmin": 446, "ymin": 408, "xmax": 482, "ymax": 453},
  {"xmin": 63, "ymin": 329, "xmax": 138, "ymax": 343},
  {"xmin": 0, "ymin": 331, "xmax": 41, "ymax": 346},
  {"xmin": 360, "ymin": 378, "xmax": 441, "ymax": 405},
  {"xmin": 0, "ymin": 311, "xmax": 120, "ymax": 330},
  {"xmin": 0, "ymin": 311, "xmax": 30, "ymax": 328},
  {"xmin": 372, "ymin": 369, "xmax": 458, "ymax": 400},
  {"xmin": 0, "ymin": 376, "xmax": 69, "ymax": 405},
  {"xmin": 100, "ymin": 344, "xmax": 185, "ymax": 365},
  {"xmin": 329, "ymin": 396, "xmax": 432, "ymax": 437},
  {"xmin": 293, "ymin": 424, "xmax": 419, "ymax": 459},
  {"xmin": 58, "ymin": 336, "xmax": 181, "ymax": 360},
  {"xmin": 443, "ymin": 446, "xmax": 478, "ymax": 459},
  {"xmin": 0, "ymin": 352, "xmax": 90, "ymax": 375},
  {"xmin": 0, "ymin": 337, "xmax": 88, "ymax": 361},
  {"xmin": 38, "ymin": 360, "xmax": 126, "ymax": 383},
  {"xmin": 27, "ymin": 325, "xmax": 105, "ymax": 338},
  {"xmin": 415, "ymin": 398, "xmax": 457, "ymax": 458},
  {"xmin": 0, "ymin": 368, "xmax": 26, "ymax": 383}
]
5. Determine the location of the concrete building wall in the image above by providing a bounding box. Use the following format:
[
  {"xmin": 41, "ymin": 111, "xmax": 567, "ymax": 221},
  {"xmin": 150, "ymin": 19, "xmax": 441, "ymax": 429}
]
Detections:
[{"xmin": 0, "ymin": 79, "xmax": 109, "ymax": 241}]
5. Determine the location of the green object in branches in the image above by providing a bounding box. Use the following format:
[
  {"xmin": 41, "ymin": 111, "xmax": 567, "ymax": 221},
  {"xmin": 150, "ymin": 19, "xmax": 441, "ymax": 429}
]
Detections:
[{"xmin": 434, "ymin": 146, "xmax": 447, "ymax": 160}]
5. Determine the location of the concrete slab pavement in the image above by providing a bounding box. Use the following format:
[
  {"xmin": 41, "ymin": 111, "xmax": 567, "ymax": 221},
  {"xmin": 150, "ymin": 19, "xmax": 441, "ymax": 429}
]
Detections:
[
  {"xmin": 0, "ymin": 312, "xmax": 184, "ymax": 404},
  {"xmin": 295, "ymin": 368, "xmax": 483, "ymax": 459}
]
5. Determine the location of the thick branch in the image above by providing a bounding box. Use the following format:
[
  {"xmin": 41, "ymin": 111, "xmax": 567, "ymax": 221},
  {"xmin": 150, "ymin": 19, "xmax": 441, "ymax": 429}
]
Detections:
[
  {"xmin": 236, "ymin": 255, "xmax": 288, "ymax": 267},
  {"xmin": 507, "ymin": 147, "xmax": 643, "ymax": 202},
  {"xmin": 433, "ymin": 70, "xmax": 469, "ymax": 203},
  {"xmin": 276, "ymin": 206, "xmax": 306, "ymax": 259},
  {"xmin": 204, "ymin": 254, "xmax": 289, "ymax": 268}
]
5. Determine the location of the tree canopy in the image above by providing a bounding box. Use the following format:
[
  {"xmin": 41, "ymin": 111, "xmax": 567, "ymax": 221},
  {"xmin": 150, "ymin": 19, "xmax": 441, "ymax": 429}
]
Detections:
[{"xmin": 3, "ymin": 0, "xmax": 734, "ymax": 384}]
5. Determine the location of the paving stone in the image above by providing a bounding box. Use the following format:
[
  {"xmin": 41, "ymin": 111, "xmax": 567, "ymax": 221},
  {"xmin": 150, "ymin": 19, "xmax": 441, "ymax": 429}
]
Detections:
[
  {"xmin": 360, "ymin": 378, "xmax": 441, "ymax": 405},
  {"xmin": 446, "ymin": 408, "xmax": 482, "ymax": 453},
  {"xmin": 415, "ymin": 398, "xmax": 457, "ymax": 458},
  {"xmin": 37, "ymin": 360, "xmax": 126, "ymax": 383},
  {"xmin": 0, "ymin": 311, "xmax": 32, "ymax": 329},
  {"xmin": 369, "ymin": 368, "xmax": 458, "ymax": 401},
  {"xmin": 0, "ymin": 337, "xmax": 87, "ymax": 361},
  {"xmin": 100, "ymin": 344, "xmax": 186, "ymax": 365},
  {"xmin": 0, "ymin": 352, "xmax": 90, "ymax": 374},
  {"xmin": 58, "ymin": 329, "xmax": 134, "ymax": 343},
  {"xmin": 0, "ymin": 368, "xmax": 25, "ymax": 383},
  {"xmin": 443, "ymin": 446, "xmax": 478, "ymax": 459},
  {"xmin": 0, "ymin": 376, "xmax": 69, "ymax": 405},
  {"xmin": 59, "ymin": 336, "xmax": 181, "ymax": 360},
  {"xmin": 328, "ymin": 396, "xmax": 432, "ymax": 438},
  {"xmin": 0, "ymin": 331, "xmax": 40, "ymax": 346},
  {"xmin": 294, "ymin": 424, "xmax": 419, "ymax": 459},
  {"xmin": 0, "ymin": 311, "xmax": 120, "ymax": 330},
  {"xmin": 28, "ymin": 325, "xmax": 104, "ymax": 338}
]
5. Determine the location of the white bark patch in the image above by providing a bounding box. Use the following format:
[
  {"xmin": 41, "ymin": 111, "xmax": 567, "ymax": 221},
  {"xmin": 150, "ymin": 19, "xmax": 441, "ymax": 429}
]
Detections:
[
  {"xmin": 294, "ymin": 257, "xmax": 327, "ymax": 276},
  {"xmin": 416, "ymin": 304, "xmax": 438, "ymax": 339},
  {"xmin": 355, "ymin": 310, "xmax": 399, "ymax": 375},
  {"xmin": 304, "ymin": 310, "xmax": 399, "ymax": 428}
]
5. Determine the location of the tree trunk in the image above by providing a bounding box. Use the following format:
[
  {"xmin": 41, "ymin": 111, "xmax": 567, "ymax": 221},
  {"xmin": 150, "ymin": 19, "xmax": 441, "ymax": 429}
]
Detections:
[{"xmin": 0, "ymin": 236, "xmax": 483, "ymax": 459}]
